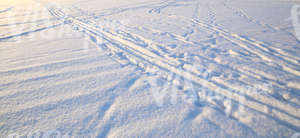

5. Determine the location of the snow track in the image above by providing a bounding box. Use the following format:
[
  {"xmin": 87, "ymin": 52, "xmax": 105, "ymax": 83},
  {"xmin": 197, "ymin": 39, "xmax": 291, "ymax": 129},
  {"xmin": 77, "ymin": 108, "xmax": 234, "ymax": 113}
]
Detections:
[
  {"xmin": 0, "ymin": 7, "xmax": 14, "ymax": 13},
  {"xmin": 1, "ymin": 0, "xmax": 300, "ymax": 136},
  {"xmin": 188, "ymin": 18, "xmax": 300, "ymax": 76},
  {"xmin": 0, "ymin": 23, "xmax": 62, "ymax": 41},
  {"xmin": 45, "ymin": 4, "xmax": 300, "ymax": 131}
]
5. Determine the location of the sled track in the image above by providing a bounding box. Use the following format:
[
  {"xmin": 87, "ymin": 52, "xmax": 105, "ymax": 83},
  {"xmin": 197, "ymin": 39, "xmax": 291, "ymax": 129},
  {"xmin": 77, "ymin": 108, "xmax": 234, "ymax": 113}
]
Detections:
[{"xmin": 46, "ymin": 5, "xmax": 300, "ymax": 131}]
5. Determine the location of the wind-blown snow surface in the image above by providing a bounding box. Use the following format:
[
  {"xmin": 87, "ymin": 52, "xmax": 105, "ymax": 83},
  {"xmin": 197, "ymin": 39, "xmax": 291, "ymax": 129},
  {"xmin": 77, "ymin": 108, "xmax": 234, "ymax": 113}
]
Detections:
[{"xmin": 1, "ymin": 0, "xmax": 300, "ymax": 137}]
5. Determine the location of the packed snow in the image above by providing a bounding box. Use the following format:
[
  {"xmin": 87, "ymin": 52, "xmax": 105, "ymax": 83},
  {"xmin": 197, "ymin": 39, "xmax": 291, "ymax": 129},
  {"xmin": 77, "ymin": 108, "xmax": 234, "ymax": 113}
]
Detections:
[{"xmin": 0, "ymin": 0, "xmax": 300, "ymax": 137}]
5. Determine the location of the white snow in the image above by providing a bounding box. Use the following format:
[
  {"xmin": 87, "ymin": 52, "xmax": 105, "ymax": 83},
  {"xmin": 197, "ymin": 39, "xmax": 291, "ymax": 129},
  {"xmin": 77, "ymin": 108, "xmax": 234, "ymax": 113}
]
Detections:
[{"xmin": 0, "ymin": 0, "xmax": 300, "ymax": 137}]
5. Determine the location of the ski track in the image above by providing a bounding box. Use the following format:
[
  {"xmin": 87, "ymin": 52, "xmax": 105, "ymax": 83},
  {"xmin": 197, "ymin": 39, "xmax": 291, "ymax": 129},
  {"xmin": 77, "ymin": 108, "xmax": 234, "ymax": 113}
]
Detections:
[
  {"xmin": 223, "ymin": 0, "xmax": 300, "ymax": 43},
  {"xmin": 148, "ymin": 0, "xmax": 177, "ymax": 13},
  {"xmin": 1, "ymin": 0, "xmax": 300, "ymax": 135},
  {"xmin": 182, "ymin": 17, "xmax": 300, "ymax": 77},
  {"xmin": 131, "ymin": 25, "xmax": 300, "ymax": 101},
  {"xmin": 69, "ymin": 0, "xmax": 180, "ymax": 20},
  {"xmin": 137, "ymin": 13, "xmax": 300, "ymax": 97},
  {"xmin": 43, "ymin": 3, "xmax": 300, "ymax": 131},
  {"xmin": 0, "ymin": 11, "xmax": 40, "ymax": 20},
  {"xmin": 0, "ymin": 23, "xmax": 62, "ymax": 41},
  {"xmin": 148, "ymin": 0, "xmax": 197, "ymax": 14},
  {"xmin": 0, "ymin": 18, "xmax": 57, "ymax": 28},
  {"xmin": 223, "ymin": 1, "xmax": 278, "ymax": 32},
  {"xmin": 0, "ymin": 6, "xmax": 14, "ymax": 13},
  {"xmin": 91, "ymin": 18, "xmax": 297, "ymax": 97}
]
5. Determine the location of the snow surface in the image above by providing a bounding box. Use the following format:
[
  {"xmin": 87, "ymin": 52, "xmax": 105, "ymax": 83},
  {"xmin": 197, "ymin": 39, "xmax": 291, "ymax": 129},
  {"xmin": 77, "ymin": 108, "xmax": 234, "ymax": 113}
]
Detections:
[{"xmin": 0, "ymin": 0, "xmax": 300, "ymax": 137}]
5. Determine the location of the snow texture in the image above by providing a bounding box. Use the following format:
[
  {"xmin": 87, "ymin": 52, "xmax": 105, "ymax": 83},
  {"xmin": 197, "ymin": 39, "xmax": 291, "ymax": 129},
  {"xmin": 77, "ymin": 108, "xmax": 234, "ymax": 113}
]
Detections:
[{"xmin": 0, "ymin": 0, "xmax": 300, "ymax": 137}]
